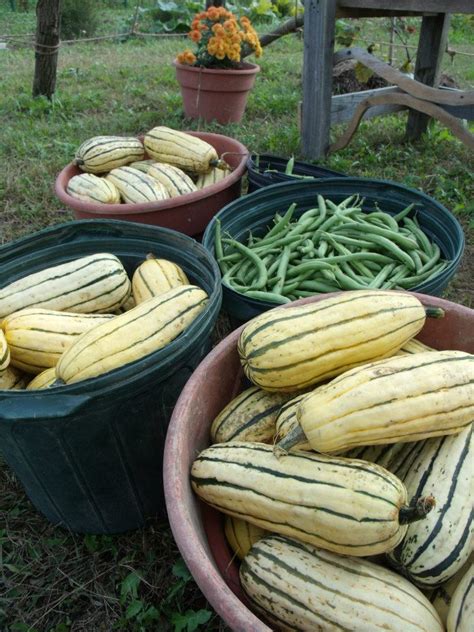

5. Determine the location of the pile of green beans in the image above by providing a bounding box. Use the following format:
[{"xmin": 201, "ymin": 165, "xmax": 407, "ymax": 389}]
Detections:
[{"xmin": 214, "ymin": 194, "xmax": 449, "ymax": 304}]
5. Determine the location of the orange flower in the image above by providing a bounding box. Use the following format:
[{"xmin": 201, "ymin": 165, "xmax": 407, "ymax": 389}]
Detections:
[
  {"xmin": 188, "ymin": 29, "xmax": 201, "ymax": 43},
  {"xmin": 207, "ymin": 6, "xmax": 218, "ymax": 20}
]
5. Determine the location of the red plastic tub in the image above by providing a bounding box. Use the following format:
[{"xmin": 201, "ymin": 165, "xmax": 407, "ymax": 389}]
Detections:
[
  {"xmin": 163, "ymin": 293, "xmax": 474, "ymax": 631},
  {"xmin": 54, "ymin": 131, "xmax": 248, "ymax": 237}
]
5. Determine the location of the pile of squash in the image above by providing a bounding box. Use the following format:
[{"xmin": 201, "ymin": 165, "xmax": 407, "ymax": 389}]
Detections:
[
  {"xmin": 0, "ymin": 253, "xmax": 207, "ymax": 390},
  {"xmin": 191, "ymin": 290, "xmax": 473, "ymax": 631},
  {"xmin": 66, "ymin": 126, "xmax": 232, "ymax": 205}
]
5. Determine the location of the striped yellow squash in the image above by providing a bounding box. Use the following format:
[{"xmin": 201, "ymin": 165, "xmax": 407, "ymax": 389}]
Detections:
[
  {"xmin": 274, "ymin": 393, "xmax": 312, "ymax": 451},
  {"xmin": 429, "ymin": 555, "xmax": 473, "ymax": 627},
  {"xmin": 396, "ymin": 338, "xmax": 435, "ymax": 355},
  {"xmin": 132, "ymin": 255, "xmax": 189, "ymax": 304},
  {"xmin": 106, "ymin": 166, "xmax": 168, "ymax": 203},
  {"xmin": 66, "ymin": 173, "xmax": 121, "ymax": 204},
  {"xmin": 447, "ymin": 561, "xmax": 473, "ymax": 632},
  {"xmin": 0, "ymin": 329, "xmax": 10, "ymax": 371},
  {"xmin": 74, "ymin": 136, "xmax": 145, "ymax": 174},
  {"xmin": 144, "ymin": 127, "xmax": 224, "ymax": 174},
  {"xmin": 238, "ymin": 290, "xmax": 436, "ymax": 392},
  {"xmin": 0, "ymin": 253, "xmax": 131, "ymax": 322},
  {"xmin": 386, "ymin": 426, "xmax": 473, "ymax": 588},
  {"xmin": 210, "ymin": 386, "xmax": 292, "ymax": 444},
  {"xmin": 56, "ymin": 285, "xmax": 208, "ymax": 384},
  {"xmin": 114, "ymin": 294, "xmax": 136, "ymax": 314},
  {"xmin": 195, "ymin": 166, "xmax": 231, "ymax": 189},
  {"xmin": 26, "ymin": 367, "xmax": 58, "ymax": 390},
  {"xmin": 241, "ymin": 535, "xmax": 443, "ymax": 632},
  {"xmin": 285, "ymin": 350, "xmax": 474, "ymax": 454},
  {"xmin": 0, "ymin": 366, "xmax": 27, "ymax": 390},
  {"xmin": 191, "ymin": 442, "xmax": 434, "ymax": 557},
  {"xmin": 224, "ymin": 515, "xmax": 267, "ymax": 561},
  {"xmin": 147, "ymin": 163, "xmax": 197, "ymax": 197},
  {"xmin": 3, "ymin": 309, "xmax": 115, "ymax": 374}
]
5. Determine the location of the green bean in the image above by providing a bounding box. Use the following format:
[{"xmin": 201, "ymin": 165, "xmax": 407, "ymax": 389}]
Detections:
[
  {"xmin": 323, "ymin": 234, "xmax": 374, "ymax": 278},
  {"xmin": 272, "ymin": 246, "xmax": 291, "ymax": 295},
  {"xmin": 335, "ymin": 220, "xmax": 418, "ymax": 251},
  {"xmin": 395, "ymin": 262, "xmax": 448, "ymax": 289},
  {"xmin": 333, "ymin": 268, "xmax": 370, "ymax": 290},
  {"xmin": 214, "ymin": 219, "xmax": 229, "ymax": 274},
  {"xmin": 321, "ymin": 233, "xmax": 374, "ymax": 249},
  {"xmin": 341, "ymin": 262, "xmax": 373, "ymax": 285},
  {"xmin": 280, "ymin": 280, "xmax": 301, "ymax": 295},
  {"xmin": 243, "ymin": 290, "xmax": 291, "ymax": 304},
  {"xmin": 285, "ymin": 260, "xmax": 335, "ymax": 279},
  {"xmin": 409, "ymin": 249, "xmax": 424, "ymax": 274},
  {"xmin": 349, "ymin": 233, "xmax": 416, "ymax": 270},
  {"xmin": 417, "ymin": 243, "xmax": 442, "ymax": 275},
  {"xmin": 364, "ymin": 212, "xmax": 399, "ymax": 232},
  {"xmin": 368, "ymin": 263, "xmax": 397, "ymax": 288},
  {"xmin": 381, "ymin": 265, "xmax": 411, "ymax": 289},
  {"xmin": 261, "ymin": 203, "xmax": 297, "ymax": 241},
  {"xmin": 221, "ymin": 261, "xmax": 242, "ymax": 287},
  {"xmin": 402, "ymin": 217, "xmax": 434, "ymax": 256},
  {"xmin": 393, "ymin": 203, "xmax": 416, "ymax": 223},
  {"xmin": 318, "ymin": 240, "xmax": 329, "ymax": 257},
  {"xmin": 222, "ymin": 239, "xmax": 268, "ymax": 289},
  {"xmin": 299, "ymin": 280, "xmax": 341, "ymax": 293}
]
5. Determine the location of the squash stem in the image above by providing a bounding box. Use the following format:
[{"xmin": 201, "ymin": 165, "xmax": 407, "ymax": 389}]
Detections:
[
  {"xmin": 425, "ymin": 307, "xmax": 445, "ymax": 319},
  {"xmin": 273, "ymin": 424, "xmax": 308, "ymax": 458},
  {"xmin": 399, "ymin": 495, "xmax": 436, "ymax": 525}
]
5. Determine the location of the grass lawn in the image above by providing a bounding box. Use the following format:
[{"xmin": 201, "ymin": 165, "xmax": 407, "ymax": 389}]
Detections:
[{"xmin": 0, "ymin": 5, "xmax": 473, "ymax": 631}]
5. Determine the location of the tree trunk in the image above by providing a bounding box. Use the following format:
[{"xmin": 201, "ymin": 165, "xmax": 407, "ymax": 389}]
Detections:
[
  {"xmin": 32, "ymin": 0, "xmax": 62, "ymax": 99},
  {"xmin": 205, "ymin": 1, "xmax": 226, "ymax": 7}
]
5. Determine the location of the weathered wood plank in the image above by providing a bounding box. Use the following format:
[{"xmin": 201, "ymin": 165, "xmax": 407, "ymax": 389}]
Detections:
[
  {"xmin": 330, "ymin": 86, "xmax": 405, "ymax": 123},
  {"xmin": 406, "ymin": 13, "xmax": 451, "ymax": 139},
  {"xmin": 333, "ymin": 47, "xmax": 474, "ymax": 105},
  {"xmin": 329, "ymin": 92, "xmax": 474, "ymax": 153},
  {"xmin": 337, "ymin": 0, "xmax": 473, "ymax": 13},
  {"xmin": 301, "ymin": 0, "xmax": 337, "ymax": 159}
]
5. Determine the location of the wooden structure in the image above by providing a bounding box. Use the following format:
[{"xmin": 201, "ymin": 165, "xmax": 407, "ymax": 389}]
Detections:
[{"xmin": 301, "ymin": 0, "xmax": 474, "ymax": 158}]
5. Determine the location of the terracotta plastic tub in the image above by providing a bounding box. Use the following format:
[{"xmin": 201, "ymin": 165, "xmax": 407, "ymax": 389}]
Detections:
[
  {"xmin": 54, "ymin": 131, "xmax": 248, "ymax": 237},
  {"xmin": 163, "ymin": 293, "xmax": 474, "ymax": 631}
]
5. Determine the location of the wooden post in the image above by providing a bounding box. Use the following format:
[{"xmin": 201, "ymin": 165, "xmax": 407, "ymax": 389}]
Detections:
[
  {"xmin": 301, "ymin": 0, "xmax": 337, "ymax": 159},
  {"xmin": 405, "ymin": 12, "xmax": 450, "ymax": 140},
  {"xmin": 32, "ymin": 0, "xmax": 62, "ymax": 99}
]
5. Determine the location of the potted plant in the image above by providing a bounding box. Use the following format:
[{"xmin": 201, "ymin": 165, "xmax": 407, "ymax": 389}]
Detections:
[{"xmin": 174, "ymin": 5, "xmax": 262, "ymax": 124}]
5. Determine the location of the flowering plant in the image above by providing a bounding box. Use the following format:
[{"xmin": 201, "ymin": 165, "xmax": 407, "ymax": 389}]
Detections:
[{"xmin": 176, "ymin": 6, "xmax": 263, "ymax": 69}]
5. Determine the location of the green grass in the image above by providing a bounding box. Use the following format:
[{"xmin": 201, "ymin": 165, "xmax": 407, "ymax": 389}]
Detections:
[{"xmin": 0, "ymin": 6, "xmax": 473, "ymax": 631}]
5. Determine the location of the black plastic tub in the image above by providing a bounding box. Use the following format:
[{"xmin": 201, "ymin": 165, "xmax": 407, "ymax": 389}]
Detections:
[
  {"xmin": 246, "ymin": 153, "xmax": 347, "ymax": 193},
  {"xmin": 202, "ymin": 178, "xmax": 464, "ymax": 323},
  {"xmin": 0, "ymin": 220, "xmax": 222, "ymax": 534}
]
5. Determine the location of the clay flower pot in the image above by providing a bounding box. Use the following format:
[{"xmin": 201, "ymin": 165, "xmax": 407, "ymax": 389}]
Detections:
[{"xmin": 174, "ymin": 60, "xmax": 260, "ymax": 124}]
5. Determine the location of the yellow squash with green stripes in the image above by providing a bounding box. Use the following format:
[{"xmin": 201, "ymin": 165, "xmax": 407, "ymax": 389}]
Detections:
[
  {"xmin": 0, "ymin": 366, "xmax": 27, "ymax": 390},
  {"xmin": 210, "ymin": 385, "xmax": 292, "ymax": 444},
  {"xmin": 284, "ymin": 350, "xmax": 474, "ymax": 455},
  {"xmin": 56, "ymin": 285, "xmax": 208, "ymax": 384},
  {"xmin": 106, "ymin": 166, "xmax": 169, "ymax": 203},
  {"xmin": 0, "ymin": 253, "xmax": 131, "ymax": 323},
  {"xmin": 241, "ymin": 535, "xmax": 443, "ymax": 631},
  {"xmin": 26, "ymin": 367, "xmax": 58, "ymax": 390},
  {"xmin": 3, "ymin": 309, "xmax": 115, "ymax": 374},
  {"xmin": 191, "ymin": 442, "xmax": 435, "ymax": 557},
  {"xmin": 238, "ymin": 290, "xmax": 435, "ymax": 392},
  {"xmin": 74, "ymin": 136, "xmax": 145, "ymax": 174},
  {"xmin": 195, "ymin": 166, "xmax": 231, "ymax": 189},
  {"xmin": 66, "ymin": 173, "xmax": 121, "ymax": 204},
  {"xmin": 0, "ymin": 329, "xmax": 10, "ymax": 371},
  {"xmin": 132, "ymin": 255, "xmax": 189, "ymax": 304},
  {"xmin": 147, "ymin": 163, "xmax": 197, "ymax": 197},
  {"xmin": 144, "ymin": 127, "xmax": 224, "ymax": 174},
  {"xmin": 224, "ymin": 515, "xmax": 267, "ymax": 560}
]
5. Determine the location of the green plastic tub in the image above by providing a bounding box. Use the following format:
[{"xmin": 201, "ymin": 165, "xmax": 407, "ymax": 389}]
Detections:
[
  {"xmin": 0, "ymin": 220, "xmax": 222, "ymax": 534},
  {"xmin": 202, "ymin": 178, "xmax": 465, "ymax": 323}
]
